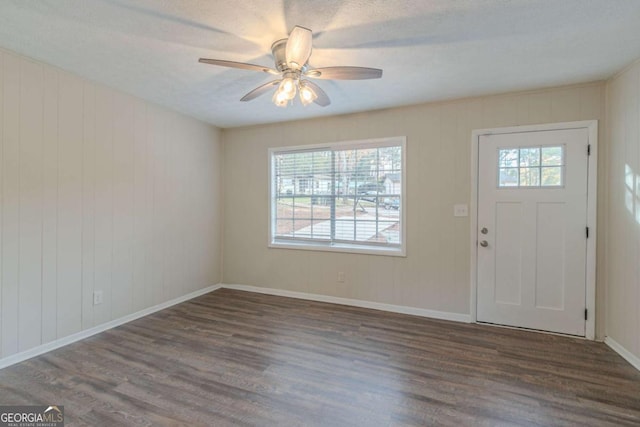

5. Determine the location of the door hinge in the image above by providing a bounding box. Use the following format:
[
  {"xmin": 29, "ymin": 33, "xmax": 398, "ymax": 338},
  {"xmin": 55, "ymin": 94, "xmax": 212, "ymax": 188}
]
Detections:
[
  {"xmin": 587, "ymin": 144, "xmax": 591, "ymax": 156},
  {"xmin": 585, "ymin": 308, "xmax": 588, "ymax": 320},
  {"xmin": 586, "ymin": 227, "xmax": 589, "ymax": 238}
]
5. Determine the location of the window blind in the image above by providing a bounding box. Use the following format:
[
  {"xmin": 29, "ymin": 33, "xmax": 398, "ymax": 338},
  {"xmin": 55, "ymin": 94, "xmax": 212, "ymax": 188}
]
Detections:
[{"xmin": 270, "ymin": 138, "xmax": 404, "ymax": 253}]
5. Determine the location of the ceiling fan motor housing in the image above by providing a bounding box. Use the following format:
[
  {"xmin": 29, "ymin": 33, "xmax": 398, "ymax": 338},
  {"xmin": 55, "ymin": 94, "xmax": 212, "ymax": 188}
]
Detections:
[{"xmin": 271, "ymin": 38, "xmax": 308, "ymax": 74}]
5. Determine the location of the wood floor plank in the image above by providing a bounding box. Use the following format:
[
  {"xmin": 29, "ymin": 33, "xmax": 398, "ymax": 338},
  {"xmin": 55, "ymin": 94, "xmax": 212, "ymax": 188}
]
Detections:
[{"xmin": 0, "ymin": 288, "xmax": 639, "ymax": 426}]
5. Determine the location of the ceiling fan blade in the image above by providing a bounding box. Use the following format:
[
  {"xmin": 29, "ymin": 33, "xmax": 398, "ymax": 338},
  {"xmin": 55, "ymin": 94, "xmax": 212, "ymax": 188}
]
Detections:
[
  {"xmin": 240, "ymin": 80, "xmax": 281, "ymax": 102},
  {"xmin": 199, "ymin": 58, "xmax": 279, "ymax": 75},
  {"xmin": 304, "ymin": 81, "xmax": 330, "ymax": 107},
  {"xmin": 305, "ymin": 66, "xmax": 383, "ymax": 80},
  {"xmin": 285, "ymin": 26, "xmax": 312, "ymax": 70}
]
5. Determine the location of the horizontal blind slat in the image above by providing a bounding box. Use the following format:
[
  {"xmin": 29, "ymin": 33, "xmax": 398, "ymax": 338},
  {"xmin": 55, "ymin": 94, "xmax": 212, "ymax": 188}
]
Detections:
[{"xmin": 272, "ymin": 141, "xmax": 403, "ymax": 248}]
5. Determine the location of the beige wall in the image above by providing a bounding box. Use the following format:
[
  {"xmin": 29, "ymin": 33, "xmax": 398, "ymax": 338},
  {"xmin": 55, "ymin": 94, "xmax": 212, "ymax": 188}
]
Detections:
[
  {"xmin": 1, "ymin": 37, "xmax": 636, "ymax": 367},
  {"xmin": 0, "ymin": 49, "xmax": 223, "ymax": 360},
  {"xmin": 222, "ymin": 82, "xmax": 607, "ymax": 337},
  {"xmin": 605, "ymin": 60, "xmax": 640, "ymax": 359}
]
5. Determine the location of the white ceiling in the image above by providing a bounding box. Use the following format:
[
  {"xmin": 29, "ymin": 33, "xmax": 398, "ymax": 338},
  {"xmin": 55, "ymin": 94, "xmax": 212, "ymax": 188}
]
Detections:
[{"xmin": 0, "ymin": 1, "xmax": 639, "ymax": 128}]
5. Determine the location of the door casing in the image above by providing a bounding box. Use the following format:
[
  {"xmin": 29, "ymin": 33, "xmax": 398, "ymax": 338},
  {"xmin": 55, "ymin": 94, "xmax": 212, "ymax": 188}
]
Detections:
[{"xmin": 470, "ymin": 121, "xmax": 598, "ymax": 340}]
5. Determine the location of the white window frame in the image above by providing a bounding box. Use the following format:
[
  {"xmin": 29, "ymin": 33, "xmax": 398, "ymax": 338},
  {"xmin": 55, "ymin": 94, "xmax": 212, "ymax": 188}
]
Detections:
[{"xmin": 268, "ymin": 136, "xmax": 407, "ymax": 257}]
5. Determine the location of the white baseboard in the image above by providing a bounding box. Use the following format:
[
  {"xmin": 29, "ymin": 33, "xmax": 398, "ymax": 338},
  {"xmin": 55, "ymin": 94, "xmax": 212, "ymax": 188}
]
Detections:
[
  {"xmin": 0, "ymin": 284, "xmax": 221, "ymax": 370},
  {"xmin": 0, "ymin": 283, "xmax": 472, "ymax": 371},
  {"xmin": 605, "ymin": 336, "xmax": 640, "ymax": 372},
  {"xmin": 221, "ymin": 283, "xmax": 471, "ymax": 323}
]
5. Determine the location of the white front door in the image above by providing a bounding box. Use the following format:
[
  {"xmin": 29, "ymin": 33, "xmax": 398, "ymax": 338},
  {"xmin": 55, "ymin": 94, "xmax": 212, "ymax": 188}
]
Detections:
[{"xmin": 476, "ymin": 127, "xmax": 590, "ymax": 336}]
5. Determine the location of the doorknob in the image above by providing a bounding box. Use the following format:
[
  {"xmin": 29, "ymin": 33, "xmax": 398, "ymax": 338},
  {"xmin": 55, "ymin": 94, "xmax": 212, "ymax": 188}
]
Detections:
[{"xmin": 480, "ymin": 240, "xmax": 489, "ymax": 247}]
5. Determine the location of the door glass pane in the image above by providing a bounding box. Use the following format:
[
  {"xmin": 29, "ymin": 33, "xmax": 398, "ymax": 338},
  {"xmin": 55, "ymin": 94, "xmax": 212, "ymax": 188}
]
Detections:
[
  {"xmin": 499, "ymin": 149, "xmax": 519, "ymax": 167},
  {"xmin": 541, "ymin": 166, "xmax": 563, "ymax": 186},
  {"xmin": 542, "ymin": 146, "xmax": 563, "ymax": 166},
  {"xmin": 520, "ymin": 168, "xmax": 540, "ymax": 186},
  {"xmin": 519, "ymin": 147, "xmax": 540, "ymax": 167},
  {"xmin": 499, "ymin": 168, "xmax": 519, "ymax": 187}
]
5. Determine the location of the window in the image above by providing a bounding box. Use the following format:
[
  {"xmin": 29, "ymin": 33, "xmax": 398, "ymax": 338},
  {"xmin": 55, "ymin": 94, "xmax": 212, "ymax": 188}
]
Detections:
[
  {"xmin": 269, "ymin": 137, "xmax": 405, "ymax": 256},
  {"xmin": 498, "ymin": 145, "xmax": 564, "ymax": 188}
]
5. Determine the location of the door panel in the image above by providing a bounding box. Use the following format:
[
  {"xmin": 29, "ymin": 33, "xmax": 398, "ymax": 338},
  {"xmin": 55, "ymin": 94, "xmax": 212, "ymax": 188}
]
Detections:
[
  {"xmin": 535, "ymin": 202, "xmax": 565, "ymax": 310},
  {"xmin": 477, "ymin": 128, "xmax": 588, "ymax": 336},
  {"xmin": 494, "ymin": 202, "xmax": 522, "ymax": 305}
]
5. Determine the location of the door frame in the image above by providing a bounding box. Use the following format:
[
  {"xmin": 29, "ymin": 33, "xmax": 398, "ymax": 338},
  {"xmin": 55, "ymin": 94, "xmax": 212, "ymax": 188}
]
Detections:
[{"xmin": 470, "ymin": 120, "xmax": 598, "ymax": 340}]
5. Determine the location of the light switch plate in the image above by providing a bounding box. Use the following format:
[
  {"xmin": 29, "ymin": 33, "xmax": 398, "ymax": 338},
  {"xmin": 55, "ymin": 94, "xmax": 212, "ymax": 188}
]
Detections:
[{"xmin": 454, "ymin": 204, "xmax": 468, "ymax": 217}]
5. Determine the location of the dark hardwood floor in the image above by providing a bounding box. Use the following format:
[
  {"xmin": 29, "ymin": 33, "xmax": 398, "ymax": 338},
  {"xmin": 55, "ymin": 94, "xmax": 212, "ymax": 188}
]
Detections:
[{"xmin": 1, "ymin": 289, "xmax": 639, "ymax": 426}]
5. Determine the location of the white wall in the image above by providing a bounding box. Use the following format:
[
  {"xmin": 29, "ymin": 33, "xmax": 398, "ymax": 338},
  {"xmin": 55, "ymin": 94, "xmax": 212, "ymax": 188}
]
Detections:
[
  {"xmin": 222, "ymin": 82, "xmax": 607, "ymax": 337},
  {"xmin": 0, "ymin": 49, "xmax": 223, "ymax": 361},
  {"xmin": 605, "ymin": 59, "xmax": 640, "ymax": 361}
]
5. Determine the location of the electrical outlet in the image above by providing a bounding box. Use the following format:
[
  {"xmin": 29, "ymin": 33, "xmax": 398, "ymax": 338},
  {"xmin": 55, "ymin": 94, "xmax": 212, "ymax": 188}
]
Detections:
[
  {"xmin": 93, "ymin": 290, "xmax": 103, "ymax": 305},
  {"xmin": 337, "ymin": 272, "xmax": 345, "ymax": 283}
]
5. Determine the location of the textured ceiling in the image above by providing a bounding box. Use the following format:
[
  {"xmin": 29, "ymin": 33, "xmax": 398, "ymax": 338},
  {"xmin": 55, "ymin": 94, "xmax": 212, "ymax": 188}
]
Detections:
[{"xmin": 0, "ymin": 0, "xmax": 639, "ymax": 128}]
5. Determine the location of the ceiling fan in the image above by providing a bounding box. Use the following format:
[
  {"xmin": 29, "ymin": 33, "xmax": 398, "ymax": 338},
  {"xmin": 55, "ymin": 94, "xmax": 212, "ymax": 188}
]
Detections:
[{"xmin": 199, "ymin": 26, "xmax": 383, "ymax": 107}]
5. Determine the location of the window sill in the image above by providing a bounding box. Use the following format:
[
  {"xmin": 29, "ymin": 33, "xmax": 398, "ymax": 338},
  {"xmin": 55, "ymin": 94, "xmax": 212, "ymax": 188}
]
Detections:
[{"xmin": 269, "ymin": 240, "xmax": 406, "ymax": 257}]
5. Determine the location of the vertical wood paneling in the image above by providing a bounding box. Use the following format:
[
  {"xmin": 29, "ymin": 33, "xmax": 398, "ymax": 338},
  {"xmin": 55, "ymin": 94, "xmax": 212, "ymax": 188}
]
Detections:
[
  {"xmin": 81, "ymin": 82, "xmax": 95, "ymax": 330},
  {"xmin": 222, "ymin": 82, "xmax": 606, "ymax": 325},
  {"xmin": 163, "ymin": 118, "xmax": 182, "ymax": 300},
  {"xmin": 417, "ymin": 105, "xmax": 441, "ymax": 308},
  {"xmin": 190, "ymin": 128, "xmax": 217, "ymax": 294},
  {"xmin": 41, "ymin": 65, "xmax": 58, "ymax": 344},
  {"xmin": 111, "ymin": 93, "xmax": 134, "ymax": 319},
  {"xmin": 579, "ymin": 85, "xmax": 603, "ymax": 120},
  {"xmin": 56, "ymin": 71, "xmax": 83, "ymax": 339},
  {"xmin": 637, "ymin": 68, "xmax": 640, "ymax": 358},
  {"xmin": 2, "ymin": 53, "xmax": 21, "ymax": 357},
  {"xmin": 0, "ymin": 52, "xmax": 4, "ymax": 356},
  {"xmin": 181, "ymin": 129, "xmax": 195, "ymax": 295},
  {"xmin": 209, "ymin": 128, "xmax": 223, "ymax": 291},
  {"xmin": 528, "ymin": 92, "xmax": 553, "ymax": 124},
  {"xmin": 144, "ymin": 107, "xmax": 156, "ymax": 307},
  {"xmin": 132, "ymin": 101, "xmax": 148, "ymax": 311},
  {"xmin": 551, "ymin": 88, "xmax": 582, "ymax": 122},
  {"xmin": 0, "ymin": 49, "xmax": 222, "ymax": 363},
  {"xmin": 624, "ymin": 67, "xmax": 639, "ymax": 354},
  {"xmin": 453, "ymin": 103, "xmax": 472, "ymax": 311},
  {"xmin": 18, "ymin": 59, "xmax": 43, "ymax": 351},
  {"xmin": 180, "ymin": 121, "xmax": 193, "ymax": 296},
  {"xmin": 149, "ymin": 107, "xmax": 167, "ymax": 306},
  {"xmin": 93, "ymin": 86, "xmax": 114, "ymax": 326},
  {"xmin": 637, "ymin": 68, "xmax": 640, "ymax": 357},
  {"xmin": 607, "ymin": 77, "xmax": 624, "ymax": 347},
  {"xmin": 606, "ymin": 62, "xmax": 640, "ymax": 360}
]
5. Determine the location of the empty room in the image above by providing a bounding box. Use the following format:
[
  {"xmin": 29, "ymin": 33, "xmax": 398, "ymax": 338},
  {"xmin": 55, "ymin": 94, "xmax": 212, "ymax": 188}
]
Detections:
[{"xmin": 0, "ymin": 0, "xmax": 640, "ymax": 425}]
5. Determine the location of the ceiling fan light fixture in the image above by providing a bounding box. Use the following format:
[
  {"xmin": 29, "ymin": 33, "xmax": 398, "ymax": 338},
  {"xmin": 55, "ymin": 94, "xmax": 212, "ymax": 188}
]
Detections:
[
  {"xmin": 299, "ymin": 80, "xmax": 317, "ymax": 106},
  {"xmin": 279, "ymin": 76, "xmax": 297, "ymax": 100},
  {"xmin": 272, "ymin": 88, "xmax": 289, "ymax": 107},
  {"xmin": 285, "ymin": 26, "xmax": 312, "ymax": 71}
]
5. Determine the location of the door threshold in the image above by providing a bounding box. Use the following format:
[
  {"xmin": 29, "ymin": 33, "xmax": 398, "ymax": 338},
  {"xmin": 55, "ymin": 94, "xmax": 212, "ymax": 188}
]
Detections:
[{"xmin": 476, "ymin": 321, "xmax": 587, "ymax": 340}]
